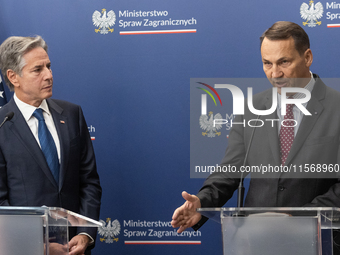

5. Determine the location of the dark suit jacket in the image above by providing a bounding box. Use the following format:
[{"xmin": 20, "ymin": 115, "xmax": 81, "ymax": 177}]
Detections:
[
  {"xmin": 0, "ymin": 97, "xmax": 102, "ymax": 241},
  {"xmin": 197, "ymin": 75, "xmax": 340, "ymax": 211}
]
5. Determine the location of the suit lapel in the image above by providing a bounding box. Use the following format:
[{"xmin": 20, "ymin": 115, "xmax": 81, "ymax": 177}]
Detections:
[
  {"xmin": 284, "ymin": 76, "xmax": 325, "ymax": 166},
  {"xmin": 6, "ymin": 98, "xmax": 58, "ymax": 187},
  {"xmin": 47, "ymin": 99, "xmax": 69, "ymax": 191}
]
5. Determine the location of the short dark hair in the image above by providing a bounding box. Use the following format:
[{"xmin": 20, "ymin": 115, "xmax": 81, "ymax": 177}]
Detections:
[{"xmin": 260, "ymin": 21, "xmax": 310, "ymax": 55}]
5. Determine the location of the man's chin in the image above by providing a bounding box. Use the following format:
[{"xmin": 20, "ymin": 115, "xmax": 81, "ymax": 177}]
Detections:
[{"xmin": 43, "ymin": 91, "xmax": 53, "ymax": 99}]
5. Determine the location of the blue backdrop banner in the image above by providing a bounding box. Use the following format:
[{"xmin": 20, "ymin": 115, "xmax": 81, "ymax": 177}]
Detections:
[{"xmin": 1, "ymin": 0, "xmax": 340, "ymax": 254}]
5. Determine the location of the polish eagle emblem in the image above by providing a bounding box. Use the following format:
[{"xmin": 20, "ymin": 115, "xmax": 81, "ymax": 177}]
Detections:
[
  {"xmin": 98, "ymin": 218, "xmax": 121, "ymax": 243},
  {"xmin": 92, "ymin": 9, "xmax": 116, "ymax": 34},
  {"xmin": 199, "ymin": 111, "xmax": 223, "ymax": 138},
  {"xmin": 300, "ymin": 0, "xmax": 323, "ymax": 27}
]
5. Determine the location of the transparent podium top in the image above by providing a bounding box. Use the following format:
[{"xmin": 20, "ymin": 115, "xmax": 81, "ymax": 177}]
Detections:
[
  {"xmin": 0, "ymin": 206, "xmax": 103, "ymax": 227},
  {"xmin": 198, "ymin": 207, "xmax": 340, "ymax": 229}
]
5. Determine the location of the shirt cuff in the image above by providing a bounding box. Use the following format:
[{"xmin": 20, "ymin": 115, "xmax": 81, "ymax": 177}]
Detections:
[{"xmin": 78, "ymin": 232, "xmax": 94, "ymax": 245}]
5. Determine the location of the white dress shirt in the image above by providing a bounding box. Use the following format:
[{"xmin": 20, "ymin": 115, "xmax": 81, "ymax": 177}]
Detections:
[{"xmin": 13, "ymin": 94, "xmax": 61, "ymax": 162}]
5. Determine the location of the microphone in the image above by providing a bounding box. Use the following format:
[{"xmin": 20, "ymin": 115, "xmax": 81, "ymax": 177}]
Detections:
[
  {"xmin": 237, "ymin": 114, "xmax": 261, "ymax": 208},
  {"xmin": 0, "ymin": 112, "xmax": 14, "ymax": 128}
]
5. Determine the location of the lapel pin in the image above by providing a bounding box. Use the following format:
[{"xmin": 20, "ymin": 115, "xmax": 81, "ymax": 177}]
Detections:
[{"xmin": 60, "ymin": 120, "xmax": 65, "ymax": 124}]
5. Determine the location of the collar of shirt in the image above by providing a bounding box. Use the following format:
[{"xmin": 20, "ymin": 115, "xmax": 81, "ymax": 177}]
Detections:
[
  {"xmin": 13, "ymin": 94, "xmax": 51, "ymax": 119},
  {"xmin": 13, "ymin": 94, "xmax": 61, "ymax": 161}
]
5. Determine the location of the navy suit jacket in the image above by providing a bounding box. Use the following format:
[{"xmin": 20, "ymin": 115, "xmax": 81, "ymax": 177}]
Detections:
[
  {"xmin": 0, "ymin": 97, "xmax": 102, "ymax": 240},
  {"xmin": 197, "ymin": 74, "xmax": 340, "ymax": 213}
]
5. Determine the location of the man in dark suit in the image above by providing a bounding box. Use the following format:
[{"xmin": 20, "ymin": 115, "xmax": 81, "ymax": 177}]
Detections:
[
  {"xmin": 0, "ymin": 36, "xmax": 102, "ymax": 255},
  {"xmin": 171, "ymin": 21, "xmax": 340, "ymax": 236}
]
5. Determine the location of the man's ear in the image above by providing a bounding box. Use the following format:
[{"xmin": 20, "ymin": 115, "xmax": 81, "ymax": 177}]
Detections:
[
  {"xmin": 6, "ymin": 69, "xmax": 20, "ymax": 88},
  {"xmin": 304, "ymin": 48, "xmax": 313, "ymax": 68}
]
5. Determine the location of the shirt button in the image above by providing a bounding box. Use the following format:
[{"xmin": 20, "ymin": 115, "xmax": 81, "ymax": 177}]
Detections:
[{"xmin": 278, "ymin": 186, "xmax": 285, "ymax": 191}]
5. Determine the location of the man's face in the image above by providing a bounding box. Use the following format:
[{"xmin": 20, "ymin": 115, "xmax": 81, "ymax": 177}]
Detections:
[
  {"xmin": 11, "ymin": 47, "xmax": 53, "ymax": 107},
  {"xmin": 261, "ymin": 37, "xmax": 312, "ymax": 94}
]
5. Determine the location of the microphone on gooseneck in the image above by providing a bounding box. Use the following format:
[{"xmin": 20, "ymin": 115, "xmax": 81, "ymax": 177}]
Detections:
[
  {"xmin": 237, "ymin": 114, "xmax": 261, "ymax": 209},
  {"xmin": 0, "ymin": 112, "xmax": 14, "ymax": 128}
]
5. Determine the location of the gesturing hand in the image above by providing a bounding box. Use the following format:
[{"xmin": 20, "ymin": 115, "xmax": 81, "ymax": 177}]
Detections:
[{"xmin": 171, "ymin": 191, "xmax": 202, "ymax": 233}]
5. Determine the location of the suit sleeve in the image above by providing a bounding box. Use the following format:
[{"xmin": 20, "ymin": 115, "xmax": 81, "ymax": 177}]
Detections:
[
  {"xmin": 304, "ymin": 138, "xmax": 340, "ymax": 207},
  {"xmin": 76, "ymin": 106, "xmax": 102, "ymax": 241},
  {"xmin": 305, "ymin": 181, "xmax": 340, "ymax": 207}
]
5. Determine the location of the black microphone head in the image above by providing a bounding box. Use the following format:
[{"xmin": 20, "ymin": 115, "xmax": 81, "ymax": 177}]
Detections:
[
  {"xmin": 0, "ymin": 112, "xmax": 14, "ymax": 128},
  {"xmin": 5, "ymin": 112, "xmax": 14, "ymax": 121}
]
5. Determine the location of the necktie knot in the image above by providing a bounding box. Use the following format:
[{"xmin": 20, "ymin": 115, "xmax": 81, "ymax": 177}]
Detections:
[{"xmin": 33, "ymin": 108, "xmax": 45, "ymax": 122}]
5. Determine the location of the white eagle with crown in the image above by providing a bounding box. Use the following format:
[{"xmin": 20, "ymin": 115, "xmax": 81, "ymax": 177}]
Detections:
[
  {"xmin": 92, "ymin": 9, "xmax": 116, "ymax": 34},
  {"xmin": 300, "ymin": 0, "xmax": 323, "ymax": 27},
  {"xmin": 98, "ymin": 218, "xmax": 121, "ymax": 243},
  {"xmin": 199, "ymin": 111, "xmax": 223, "ymax": 138}
]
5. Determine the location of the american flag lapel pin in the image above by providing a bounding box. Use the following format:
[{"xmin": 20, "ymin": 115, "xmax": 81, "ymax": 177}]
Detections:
[{"xmin": 60, "ymin": 120, "xmax": 65, "ymax": 124}]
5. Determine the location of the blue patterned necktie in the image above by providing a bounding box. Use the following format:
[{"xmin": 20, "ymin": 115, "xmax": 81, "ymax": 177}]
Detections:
[{"xmin": 33, "ymin": 108, "xmax": 59, "ymax": 184}]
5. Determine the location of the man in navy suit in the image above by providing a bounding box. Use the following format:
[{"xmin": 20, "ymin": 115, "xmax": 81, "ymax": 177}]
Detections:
[{"xmin": 0, "ymin": 36, "xmax": 102, "ymax": 255}]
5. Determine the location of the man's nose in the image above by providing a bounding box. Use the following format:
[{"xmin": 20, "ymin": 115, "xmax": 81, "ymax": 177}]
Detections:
[
  {"xmin": 271, "ymin": 65, "xmax": 283, "ymax": 78},
  {"xmin": 44, "ymin": 67, "xmax": 53, "ymax": 79}
]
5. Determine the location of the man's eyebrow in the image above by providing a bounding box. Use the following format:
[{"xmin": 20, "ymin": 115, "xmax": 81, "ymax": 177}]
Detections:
[
  {"xmin": 262, "ymin": 57, "xmax": 289, "ymax": 63},
  {"xmin": 30, "ymin": 62, "xmax": 51, "ymax": 70},
  {"xmin": 277, "ymin": 57, "xmax": 289, "ymax": 62},
  {"xmin": 30, "ymin": 64, "xmax": 43, "ymax": 70}
]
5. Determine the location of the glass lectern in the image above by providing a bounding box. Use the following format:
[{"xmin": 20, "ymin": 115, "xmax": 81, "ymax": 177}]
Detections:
[
  {"xmin": 0, "ymin": 206, "xmax": 103, "ymax": 255},
  {"xmin": 198, "ymin": 207, "xmax": 340, "ymax": 255}
]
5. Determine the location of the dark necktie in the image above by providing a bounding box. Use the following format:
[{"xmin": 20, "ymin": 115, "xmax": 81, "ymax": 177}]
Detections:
[
  {"xmin": 279, "ymin": 103, "xmax": 295, "ymax": 165},
  {"xmin": 32, "ymin": 108, "xmax": 59, "ymax": 184}
]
